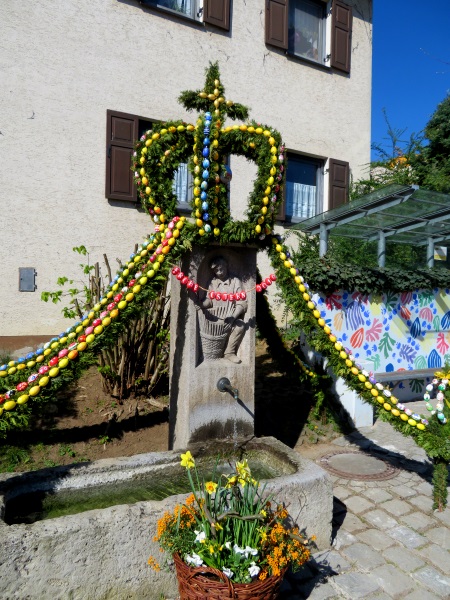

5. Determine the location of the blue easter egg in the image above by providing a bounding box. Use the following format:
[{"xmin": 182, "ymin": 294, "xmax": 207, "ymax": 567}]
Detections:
[
  {"xmin": 204, "ymin": 224, "xmax": 211, "ymax": 233},
  {"xmin": 202, "ymin": 147, "xmax": 209, "ymax": 158},
  {"xmin": 17, "ymin": 357, "xmax": 25, "ymax": 364},
  {"xmin": 200, "ymin": 191, "xmax": 207, "ymax": 200},
  {"xmin": 202, "ymin": 159, "xmax": 210, "ymax": 168},
  {"xmin": 0, "ymin": 365, "xmax": 6, "ymax": 371},
  {"xmin": 203, "ymin": 213, "xmax": 209, "ymax": 221},
  {"xmin": 205, "ymin": 112, "xmax": 211, "ymax": 119},
  {"xmin": 201, "ymin": 181, "xmax": 208, "ymax": 190},
  {"xmin": 26, "ymin": 353, "xmax": 34, "ymax": 360},
  {"xmin": 203, "ymin": 137, "xmax": 210, "ymax": 145},
  {"xmin": 202, "ymin": 170, "xmax": 209, "ymax": 179},
  {"xmin": 202, "ymin": 202, "xmax": 209, "ymax": 211},
  {"xmin": 36, "ymin": 349, "xmax": 43, "ymax": 355}
]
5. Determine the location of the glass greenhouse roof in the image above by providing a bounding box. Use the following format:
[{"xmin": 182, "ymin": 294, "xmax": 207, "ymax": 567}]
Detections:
[{"xmin": 292, "ymin": 184, "xmax": 450, "ymax": 246}]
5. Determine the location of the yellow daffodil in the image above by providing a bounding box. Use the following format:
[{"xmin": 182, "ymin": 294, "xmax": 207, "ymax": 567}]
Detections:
[
  {"xmin": 205, "ymin": 481, "xmax": 218, "ymax": 494},
  {"xmin": 180, "ymin": 451, "xmax": 195, "ymax": 469},
  {"xmin": 260, "ymin": 509, "xmax": 267, "ymax": 517}
]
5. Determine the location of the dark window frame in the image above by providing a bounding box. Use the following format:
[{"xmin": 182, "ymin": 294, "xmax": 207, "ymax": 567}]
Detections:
[
  {"xmin": 138, "ymin": 0, "xmax": 231, "ymax": 30},
  {"xmin": 281, "ymin": 152, "xmax": 324, "ymax": 224}
]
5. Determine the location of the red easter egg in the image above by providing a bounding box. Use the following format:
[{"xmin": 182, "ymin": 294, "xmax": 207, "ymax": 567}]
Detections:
[
  {"xmin": 181, "ymin": 276, "xmax": 189, "ymax": 285},
  {"xmin": 58, "ymin": 349, "xmax": 69, "ymax": 358},
  {"xmin": 187, "ymin": 280, "xmax": 194, "ymax": 289},
  {"xmin": 240, "ymin": 291, "xmax": 247, "ymax": 300},
  {"xmin": 265, "ymin": 277, "xmax": 272, "ymax": 286},
  {"xmin": 114, "ymin": 293, "xmax": 123, "ymax": 302},
  {"xmin": 261, "ymin": 282, "xmax": 267, "ymax": 290},
  {"xmin": 49, "ymin": 356, "xmax": 59, "ymax": 367},
  {"xmin": 107, "ymin": 302, "xmax": 116, "ymax": 311},
  {"xmin": 16, "ymin": 382, "xmax": 28, "ymax": 392},
  {"xmin": 209, "ymin": 291, "xmax": 216, "ymax": 300},
  {"xmin": 172, "ymin": 267, "xmax": 180, "ymax": 275},
  {"xmin": 39, "ymin": 366, "xmax": 49, "ymax": 374},
  {"xmin": 78, "ymin": 335, "xmax": 87, "ymax": 343},
  {"xmin": 270, "ymin": 274, "xmax": 277, "ymax": 281},
  {"xmin": 256, "ymin": 285, "xmax": 262, "ymax": 293},
  {"xmin": 222, "ymin": 294, "xmax": 228, "ymax": 301},
  {"xmin": 229, "ymin": 294, "xmax": 236, "ymax": 302},
  {"xmin": 215, "ymin": 293, "xmax": 222, "ymax": 301},
  {"xmin": 92, "ymin": 318, "xmax": 102, "ymax": 327},
  {"xmin": 193, "ymin": 284, "xmax": 199, "ymax": 293},
  {"xmin": 128, "ymin": 279, "xmax": 136, "ymax": 288},
  {"xmin": 176, "ymin": 272, "xmax": 184, "ymax": 281}
]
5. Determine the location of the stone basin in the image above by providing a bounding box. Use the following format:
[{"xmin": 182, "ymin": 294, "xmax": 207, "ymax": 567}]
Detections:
[{"xmin": 0, "ymin": 436, "xmax": 332, "ymax": 599}]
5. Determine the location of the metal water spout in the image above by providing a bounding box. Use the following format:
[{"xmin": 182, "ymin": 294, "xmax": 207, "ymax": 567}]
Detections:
[{"xmin": 217, "ymin": 377, "xmax": 239, "ymax": 400}]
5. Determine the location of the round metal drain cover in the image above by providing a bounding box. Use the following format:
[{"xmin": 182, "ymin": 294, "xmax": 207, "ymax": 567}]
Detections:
[{"xmin": 319, "ymin": 451, "xmax": 399, "ymax": 481}]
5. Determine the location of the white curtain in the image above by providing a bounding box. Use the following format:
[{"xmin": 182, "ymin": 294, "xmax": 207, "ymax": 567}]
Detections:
[
  {"xmin": 286, "ymin": 181, "xmax": 316, "ymax": 219},
  {"xmin": 172, "ymin": 163, "xmax": 189, "ymax": 204}
]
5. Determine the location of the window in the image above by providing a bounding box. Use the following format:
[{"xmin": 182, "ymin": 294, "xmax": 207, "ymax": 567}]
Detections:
[
  {"xmin": 278, "ymin": 154, "xmax": 349, "ymax": 222},
  {"xmin": 284, "ymin": 154, "xmax": 323, "ymax": 222},
  {"xmin": 139, "ymin": 0, "xmax": 231, "ymax": 30},
  {"xmin": 266, "ymin": 0, "xmax": 352, "ymax": 74},
  {"xmin": 289, "ymin": 0, "xmax": 326, "ymax": 64},
  {"xmin": 105, "ymin": 110, "xmax": 192, "ymax": 209}
]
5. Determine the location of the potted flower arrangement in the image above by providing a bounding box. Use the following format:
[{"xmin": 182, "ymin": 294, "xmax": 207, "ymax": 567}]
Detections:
[{"xmin": 148, "ymin": 451, "xmax": 314, "ymax": 599}]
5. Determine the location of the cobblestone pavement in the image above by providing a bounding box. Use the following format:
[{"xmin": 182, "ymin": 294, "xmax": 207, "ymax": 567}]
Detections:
[{"xmin": 281, "ymin": 405, "xmax": 450, "ymax": 599}]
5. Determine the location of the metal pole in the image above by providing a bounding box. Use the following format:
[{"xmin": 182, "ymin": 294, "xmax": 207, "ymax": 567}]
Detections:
[
  {"xmin": 377, "ymin": 231, "xmax": 386, "ymax": 267},
  {"xmin": 319, "ymin": 223, "xmax": 328, "ymax": 257},
  {"xmin": 427, "ymin": 237, "xmax": 434, "ymax": 268}
]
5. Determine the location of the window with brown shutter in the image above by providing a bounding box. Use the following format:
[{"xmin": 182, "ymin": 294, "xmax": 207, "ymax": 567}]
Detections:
[
  {"xmin": 106, "ymin": 110, "xmax": 140, "ymax": 202},
  {"xmin": 203, "ymin": 0, "xmax": 231, "ymax": 31},
  {"xmin": 280, "ymin": 153, "xmax": 323, "ymax": 222},
  {"xmin": 331, "ymin": 0, "xmax": 352, "ymax": 73},
  {"xmin": 265, "ymin": 0, "xmax": 352, "ymax": 74},
  {"xmin": 328, "ymin": 158, "xmax": 349, "ymax": 210}
]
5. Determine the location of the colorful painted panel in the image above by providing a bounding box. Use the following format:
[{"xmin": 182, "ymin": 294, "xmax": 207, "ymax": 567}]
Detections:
[{"xmin": 315, "ymin": 289, "xmax": 450, "ymax": 397}]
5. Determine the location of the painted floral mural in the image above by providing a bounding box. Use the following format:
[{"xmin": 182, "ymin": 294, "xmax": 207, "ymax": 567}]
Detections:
[{"xmin": 316, "ymin": 288, "xmax": 450, "ymax": 397}]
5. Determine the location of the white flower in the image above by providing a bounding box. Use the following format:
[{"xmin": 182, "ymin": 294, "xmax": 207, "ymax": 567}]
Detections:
[
  {"xmin": 224, "ymin": 541, "xmax": 232, "ymax": 550},
  {"xmin": 194, "ymin": 530, "xmax": 206, "ymax": 543},
  {"xmin": 185, "ymin": 553, "xmax": 203, "ymax": 567},
  {"xmin": 248, "ymin": 562, "xmax": 260, "ymax": 578},
  {"xmin": 243, "ymin": 546, "xmax": 258, "ymax": 558},
  {"xmin": 223, "ymin": 567, "xmax": 234, "ymax": 578},
  {"xmin": 233, "ymin": 544, "xmax": 244, "ymax": 554}
]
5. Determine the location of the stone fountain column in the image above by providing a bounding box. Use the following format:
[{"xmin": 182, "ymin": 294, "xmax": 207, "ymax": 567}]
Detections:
[{"xmin": 169, "ymin": 245, "xmax": 257, "ymax": 449}]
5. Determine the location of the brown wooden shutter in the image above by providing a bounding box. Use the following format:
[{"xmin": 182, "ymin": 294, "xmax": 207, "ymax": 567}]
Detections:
[
  {"xmin": 106, "ymin": 110, "xmax": 139, "ymax": 202},
  {"xmin": 203, "ymin": 0, "xmax": 230, "ymax": 31},
  {"xmin": 265, "ymin": 0, "xmax": 288, "ymax": 50},
  {"xmin": 328, "ymin": 158, "xmax": 349, "ymax": 210},
  {"xmin": 331, "ymin": 0, "xmax": 352, "ymax": 74}
]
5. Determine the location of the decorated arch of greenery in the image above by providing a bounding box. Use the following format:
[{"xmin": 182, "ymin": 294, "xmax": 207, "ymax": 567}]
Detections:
[{"xmin": 1, "ymin": 64, "xmax": 449, "ymax": 508}]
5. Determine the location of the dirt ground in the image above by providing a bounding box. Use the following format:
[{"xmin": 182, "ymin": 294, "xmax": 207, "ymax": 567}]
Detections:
[{"xmin": 1, "ymin": 341, "xmax": 345, "ymax": 473}]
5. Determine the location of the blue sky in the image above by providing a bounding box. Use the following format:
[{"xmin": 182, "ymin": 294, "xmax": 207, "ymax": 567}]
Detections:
[{"xmin": 371, "ymin": 1, "xmax": 450, "ymax": 160}]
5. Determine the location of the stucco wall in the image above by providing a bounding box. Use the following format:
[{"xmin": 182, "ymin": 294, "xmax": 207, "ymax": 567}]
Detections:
[{"xmin": 0, "ymin": 0, "xmax": 372, "ymax": 337}]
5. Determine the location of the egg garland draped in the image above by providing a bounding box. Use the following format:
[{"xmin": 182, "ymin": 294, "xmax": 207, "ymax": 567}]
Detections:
[{"xmin": 1, "ymin": 63, "xmax": 449, "ymax": 509}]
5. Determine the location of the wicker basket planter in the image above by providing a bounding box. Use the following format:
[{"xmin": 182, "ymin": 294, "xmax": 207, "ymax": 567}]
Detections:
[{"xmin": 174, "ymin": 553, "xmax": 286, "ymax": 600}]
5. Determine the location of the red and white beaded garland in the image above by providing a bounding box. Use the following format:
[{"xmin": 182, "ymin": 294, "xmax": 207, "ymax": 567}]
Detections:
[{"xmin": 171, "ymin": 266, "xmax": 276, "ymax": 301}]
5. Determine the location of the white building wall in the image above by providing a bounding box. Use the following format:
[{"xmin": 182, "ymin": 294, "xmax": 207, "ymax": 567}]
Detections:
[{"xmin": 0, "ymin": 0, "xmax": 372, "ymax": 337}]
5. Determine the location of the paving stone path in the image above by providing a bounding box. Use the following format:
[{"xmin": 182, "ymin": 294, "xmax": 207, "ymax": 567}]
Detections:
[{"xmin": 281, "ymin": 407, "xmax": 450, "ymax": 599}]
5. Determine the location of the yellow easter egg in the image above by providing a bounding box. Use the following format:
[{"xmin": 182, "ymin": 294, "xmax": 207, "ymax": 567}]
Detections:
[
  {"xmin": 214, "ymin": 228, "xmax": 220, "ymax": 236},
  {"xmin": 86, "ymin": 334, "xmax": 95, "ymax": 344},
  {"xmin": 300, "ymin": 285, "xmax": 307, "ymax": 294},
  {"xmin": 255, "ymin": 225, "xmax": 262, "ymax": 234},
  {"xmin": 339, "ymin": 350, "xmax": 347, "ymax": 360},
  {"xmin": 284, "ymin": 260, "xmax": 290, "ymax": 268},
  {"xmin": 318, "ymin": 318, "xmax": 325, "ymax": 327},
  {"xmin": 112, "ymin": 283, "xmax": 119, "ymax": 291},
  {"xmin": 29, "ymin": 385, "xmax": 40, "ymax": 397},
  {"xmin": 4, "ymin": 400, "xmax": 16, "ymax": 411},
  {"xmin": 417, "ymin": 423, "xmax": 425, "ymax": 430},
  {"xmin": 39, "ymin": 376, "xmax": 49, "ymax": 387},
  {"xmin": 68, "ymin": 332, "xmax": 76, "ymax": 338},
  {"xmin": 102, "ymin": 317, "xmax": 111, "ymax": 327},
  {"xmin": 68, "ymin": 350, "xmax": 78, "ymax": 360},
  {"xmin": 36, "ymin": 355, "xmax": 44, "ymax": 363},
  {"xmin": 49, "ymin": 367, "xmax": 60, "ymax": 378},
  {"xmin": 303, "ymin": 293, "xmax": 310, "ymax": 301},
  {"xmin": 51, "ymin": 342, "xmax": 59, "ymax": 350},
  {"xmin": 132, "ymin": 284, "xmax": 141, "ymax": 294},
  {"xmin": 383, "ymin": 402, "xmax": 391, "ymax": 411},
  {"xmin": 358, "ymin": 374, "xmax": 366, "ymax": 383},
  {"xmin": 263, "ymin": 130, "xmax": 271, "ymax": 137},
  {"xmin": 59, "ymin": 358, "xmax": 69, "ymax": 369},
  {"xmin": 290, "ymin": 267, "xmax": 296, "ymax": 275},
  {"xmin": 125, "ymin": 292, "xmax": 134, "ymax": 302},
  {"xmin": 122, "ymin": 268, "xmax": 129, "ymax": 277},
  {"xmin": 307, "ymin": 301, "xmax": 314, "ymax": 309},
  {"xmin": 334, "ymin": 342, "xmax": 342, "ymax": 351},
  {"xmin": 255, "ymin": 127, "xmax": 263, "ymax": 134},
  {"xmin": 17, "ymin": 394, "xmax": 29, "ymax": 405},
  {"xmin": 351, "ymin": 367, "xmax": 359, "ymax": 375},
  {"xmin": 147, "ymin": 270, "xmax": 155, "ymax": 278},
  {"xmin": 323, "ymin": 326, "xmax": 331, "ymax": 334},
  {"xmin": 118, "ymin": 300, "xmax": 127, "ymax": 310},
  {"xmin": 153, "ymin": 262, "xmax": 160, "ymax": 271},
  {"xmin": 134, "ymin": 254, "xmax": 142, "ymax": 262},
  {"xmin": 0, "ymin": 371, "xmax": 7, "ymax": 378},
  {"xmin": 400, "ymin": 414, "xmax": 408, "ymax": 421},
  {"xmin": 279, "ymin": 252, "xmax": 286, "ymax": 261},
  {"xmin": 27, "ymin": 361, "xmax": 36, "ymax": 368},
  {"xmin": 17, "ymin": 364, "xmax": 26, "ymax": 371},
  {"xmin": 162, "ymin": 246, "xmax": 170, "ymax": 255},
  {"xmin": 59, "ymin": 336, "xmax": 68, "ymax": 345},
  {"xmin": 94, "ymin": 325, "xmax": 103, "ymax": 335},
  {"xmin": 139, "ymin": 276, "xmax": 148, "ymax": 285},
  {"xmin": 370, "ymin": 388, "xmax": 379, "ymax": 397},
  {"xmin": 173, "ymin": 228, "xmax": 180, "ymax": 238},
  {"xmin": 391, "ymin": 409, "xmax": 400, "ymax": 417},
  {"xmin": 365, "ymin": 382, "xmax": 373, "ymax": 389},
  {"xmin": 275, "ymin": 244, "xmax": 282, "ymax": 252},
  {"xmin": 8, "ymin": 367, "xmax": 17, "ymax": 375},
  {"xmin": 110, "ymin": 309, "xmax": 119, "ymax": 319},
  {"xmin": 157, "ymin": 255, "xmax": 165, "ymax": 263},
  {"xmin": 329, "ymin": 335, "xmax": 337, "ymax": 343},
  {"xmin": 408, "ymin": 418, "xmax": 417, "ymax": 427},
  {"xmin": 77, "ymin": 342, "xmax": 87, "ymax": 352}
]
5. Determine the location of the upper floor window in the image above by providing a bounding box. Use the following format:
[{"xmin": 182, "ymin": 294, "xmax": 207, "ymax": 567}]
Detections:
[
  {"xmin": 139, "ymin": 0, "xmax": 231, "ymax": 30},
  {"xmin": 266, "ymin": 0, "xmax": 352, "ymax": 74}
]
